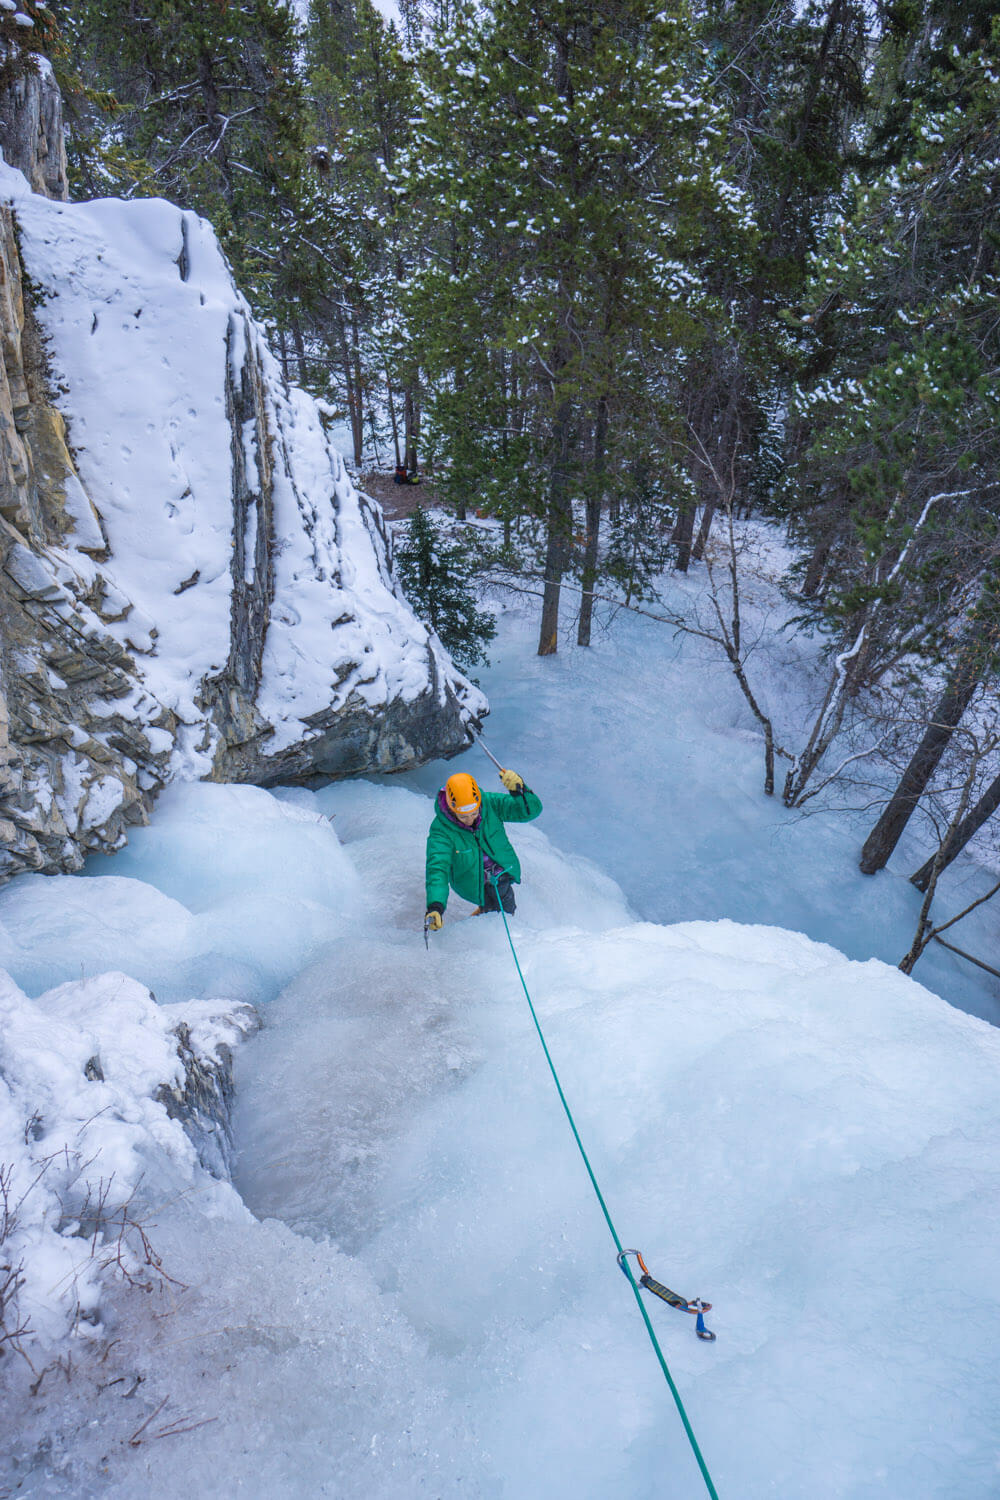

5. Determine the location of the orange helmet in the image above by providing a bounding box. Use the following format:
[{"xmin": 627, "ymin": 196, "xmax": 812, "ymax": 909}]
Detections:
[{"xmin": 445, "ymin": 772, "xmax": 481, "ymax": 816}]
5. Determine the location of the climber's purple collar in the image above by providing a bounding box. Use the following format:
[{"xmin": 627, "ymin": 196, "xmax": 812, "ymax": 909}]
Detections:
[{"xmin": 437, "ymin": 788, "xmax": 481, "ymax": 830}]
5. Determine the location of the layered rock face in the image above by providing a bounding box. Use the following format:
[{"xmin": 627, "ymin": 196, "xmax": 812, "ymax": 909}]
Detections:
[
  {"xmin": 0, "ymin": 195, "xmax": 155, "ymax": 877},
  {"xmin": 0, "ymin": 91, "xmax": 483, "ymax": 883},
  {"xmin": 0, "ymin": 61, "xmax": 68, "ymax": 203}
]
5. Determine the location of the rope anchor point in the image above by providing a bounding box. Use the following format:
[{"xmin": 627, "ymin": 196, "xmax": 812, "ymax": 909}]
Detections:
[{"xmin": 618, "ymin": 1250, "xmax": 717, "ymax": 1342}]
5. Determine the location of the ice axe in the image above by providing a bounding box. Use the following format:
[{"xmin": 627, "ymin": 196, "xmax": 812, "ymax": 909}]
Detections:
[
  {"xmin": 474, "ymin": 733, "xmax": 505, "ymax": 774},
  {"xmin": 474, "ymin": 734, "xmax": 529, "ymax": 806}
]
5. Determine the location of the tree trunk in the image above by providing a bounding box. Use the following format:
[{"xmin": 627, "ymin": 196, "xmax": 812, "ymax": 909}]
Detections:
[
  {"xmin": 290, "ymin": 316, "xmax": 308, "ymax": 388},
  {"xmin": 672, "ymin": 499, "xmax": 696, "ymax": 572},
  {"xmin": 859, "ymin": 644, "xmax": 985, "ymax": 874},
  {"xmin": 197, "ymin": 49, "xmax": 232, "ymax": 199},
  {"xmin": 335, "ymin": 310, "xmax": 363, "ymax": 467},
  {"xmin": 691, "ymin": 504, "xmax": 715, "ymax": 563},
  {"xmin": 349, "ymin": 310, "xmax": 365, "ymax": 466},
  {"xmin": 385, "ymin": 368, "xmax": 401, "ymax": 468},
  {"xmin": 454, "ymin": 368, "xmax": 467, "ymax": 519},
  {"xmin": 404, "ymin": 385, "xmax": 419, "ymax": 473},
  {"xmin": 537, "ymin": 399, "xmax": 573, "ymax": 657},
  {"xmin": 786, "ymin": 487, "xmax": 949, "ymax": 808},
  {"xmin": 577, "ymin": 396, "xmax": 608, "ymax": 647},
  {"xmin": 910, "ymin": 767, "xmax": 1000, "ymax": 892},
  {"xmin": 783, "ymin": 619, "xmax": 872, "ymax": 806},
  {"xmin": 367, "ymin": 409, "xmax": 383, "ymax": 467},
  {"xmin": 898, "ymin": 751, "xmax": 998, "ymax": 973},
  {"xmin": 801, "ymin": 535, "xmax": 831, "ymax": 598}
]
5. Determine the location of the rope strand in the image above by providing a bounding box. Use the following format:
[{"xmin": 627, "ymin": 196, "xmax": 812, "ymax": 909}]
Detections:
[{"xmin": 493, "ymin": 883, "xmax": 720, "ymax": 1500}]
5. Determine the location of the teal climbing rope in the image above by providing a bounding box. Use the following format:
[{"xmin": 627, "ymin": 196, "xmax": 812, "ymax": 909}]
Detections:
[{"xmin": 492, "ymin": 883, "xmax": 720, "ymax": 1500}]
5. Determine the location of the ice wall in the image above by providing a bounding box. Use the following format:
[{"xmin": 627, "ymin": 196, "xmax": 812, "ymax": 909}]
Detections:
[{"xmin": 1, "ymin": 780, "xmax": 998, "ymax": 1498}]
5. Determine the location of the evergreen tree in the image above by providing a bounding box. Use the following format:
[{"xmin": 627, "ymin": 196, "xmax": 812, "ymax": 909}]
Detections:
[
  {"xmin": 56, "ymin": 0, "xmax": 309, "ymax": 328},
  {"xmin": 396, "ymin": 507, "xmax": 496, "ymax": 671},
  {"xmin": 669, "ymin": 0, "xmax": 870, "ymax": 572},
  {"xmin": 404, "ymin": 0, "xmax": 745, "ymax": 655},
  {"xmin": 294, "ymin": 0, "xmax": 418, "ymax": 457},
  {"xmin": 781, "ymin": 12, "xmax": 1000, "ymax": 806},
  {"xmin": 0, "ymin": 0, "xmax": 59, "ymax": 90}
]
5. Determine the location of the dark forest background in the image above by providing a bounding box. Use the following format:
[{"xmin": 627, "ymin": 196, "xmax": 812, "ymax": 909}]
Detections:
[{"xmin": 13, "ymin": 0, "xmax": 1000, "ymax": 930}]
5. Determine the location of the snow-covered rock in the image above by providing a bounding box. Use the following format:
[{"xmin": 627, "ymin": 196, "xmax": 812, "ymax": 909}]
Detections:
[
  {"xmin": 0, "ymin": 150, "xmax": 483, "ymax": 882},
  {"xmin": 0, "ymin": 966, "xmax": 254, "ymax": 1358}
]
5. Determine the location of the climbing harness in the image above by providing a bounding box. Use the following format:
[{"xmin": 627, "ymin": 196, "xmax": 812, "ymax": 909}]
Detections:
[
  {"xmin": 617, "ymin": 1250, "xmax": 716, "ymax": 1341},
  {"xmin": 489, "ymin": 872, "xmax": 720, "ymax": 1500}
]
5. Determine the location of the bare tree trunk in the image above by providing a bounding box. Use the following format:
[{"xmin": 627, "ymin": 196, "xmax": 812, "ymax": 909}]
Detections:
[
  {"xmin": 784, "ymin": 486, "xmax": 955, "ymax": 808},
  {"xmin": 859, "ymin": 644, "xmax": 985, "ymax": 874},
  {"xmin": 709, "ymin": 501, "xmax": 781, "ymax": 794},
  {"xmin": 910, "ymin": 764, "xmax": 1000, "ymax": 892},
  {"xmin": 277, "ymin": 325, "xmax": 291, "ymax": 386},
  {"xmin": 290, "ymin": 317, "xmax": 308, "ymax": 387},
  {"xmin": 538, "ymin": 399, "xmax": 573, "ymax": 657},
  {"xmin": 801, "ymin": 535, "xmax": 831, "ymax": 598},
  {"xmin": 577, "ymin": 395, "xmax": 608, "ymax": 648},
  {"xmin": 685, "ymin": 362, "xmax": 739, "ymax": 570},
  {"xmin": 897, "ymin": 879, "xmax": 1000, "ymax": 974},
  {"xmin": 404, "ymin": 385, "xmax": 419, "ymax": 473},
  {"xmin": 367, "ymin": 409, "xmax": 383, "ymax": 467},
  {"xmin": 197, "ymin": 49, "xmax": 232, "ymax": 199},
  {"xmin": 453, "ymin": 369, "xmax": 467, "ymax": 519},
  {"xmin": 782, "ymin": 623, "xmax": 871, "ymax": 805},
  {"xmin": 349, "ymin": 310, "xmax": 365, "ymax": 465},
  {"xmin": 672, "ymin": 498, "xmax": 696, "ymax": 573},
  {"xmin": 691, "ymin": 504, "xmax": 715, "ymax": 563},
  {"xmin": 385, "ymin": 368, "xmax": 401, "ymax": 468},
  {"xmin": 898, "ymin": 808, "xmax": 1000, "ymax": 977},
  {"xmin": 335, "ymin": 310, "xmax": 363, "ymax": 466}
]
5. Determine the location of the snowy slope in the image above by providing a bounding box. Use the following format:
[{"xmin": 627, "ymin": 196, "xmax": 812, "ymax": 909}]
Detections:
[{"xmin": 1, "ymin": 778, "xmax": 998, "ymax": 1498}]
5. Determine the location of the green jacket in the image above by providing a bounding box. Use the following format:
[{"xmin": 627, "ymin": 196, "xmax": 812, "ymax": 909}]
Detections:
[{"xmin": 425, "ymin": 786, "xmax": 543, "ymax": 911}]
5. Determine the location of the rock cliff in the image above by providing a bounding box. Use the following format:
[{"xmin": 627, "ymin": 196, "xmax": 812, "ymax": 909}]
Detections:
[
  {"xmin": 0, "ymin": 59, "xmax": 67, "ymax": 203},
  {"xmin": 0, "ymin": 85, "xmax": 484, "ymax": 883}
]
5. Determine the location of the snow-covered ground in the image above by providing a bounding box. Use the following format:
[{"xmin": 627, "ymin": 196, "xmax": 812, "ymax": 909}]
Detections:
[{"xmin": 2, "ymin": 582, "xmax": 1000, "ymax": 1497}]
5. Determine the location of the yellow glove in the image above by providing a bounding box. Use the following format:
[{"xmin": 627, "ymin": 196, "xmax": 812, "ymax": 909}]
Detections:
[
  {"xmin": 425, "ymin": 910, "xmax": 443, "ymax": 931},
  {"xmin": 499, "ymin": 768, "xmax": 524, "ymax": 793}
]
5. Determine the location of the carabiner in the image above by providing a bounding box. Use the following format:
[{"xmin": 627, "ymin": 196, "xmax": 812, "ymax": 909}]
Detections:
[{"xmin": 617, "ymin": 1249, "xmax": 716, "ymax": 1341}]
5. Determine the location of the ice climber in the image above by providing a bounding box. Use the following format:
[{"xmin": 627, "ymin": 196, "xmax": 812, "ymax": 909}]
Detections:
[{"xmin": 424, "ymin": 769, "xmax": 542, "ymax": 930}]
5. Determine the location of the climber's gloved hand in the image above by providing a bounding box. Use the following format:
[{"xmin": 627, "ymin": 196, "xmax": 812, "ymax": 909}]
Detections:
[
  {"xmin": 425, "ymin": 910, "xmax": 443, "ymax": 932},
  {"xmin": 499, "ymin": 768, "xmax": 525, "ymax": 794}
]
